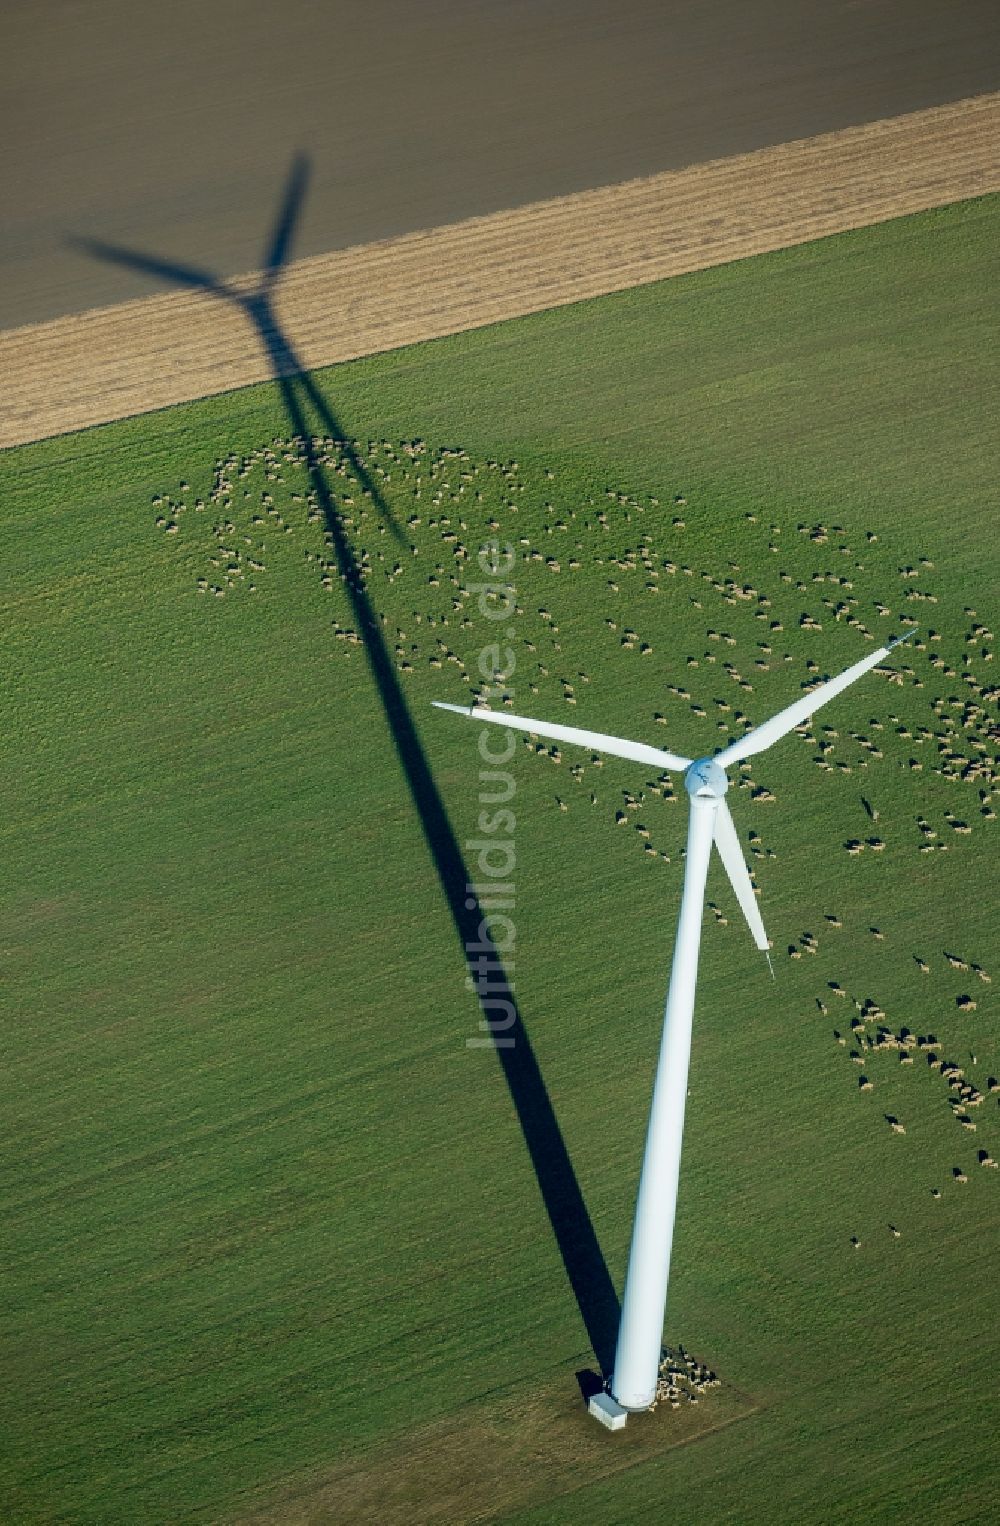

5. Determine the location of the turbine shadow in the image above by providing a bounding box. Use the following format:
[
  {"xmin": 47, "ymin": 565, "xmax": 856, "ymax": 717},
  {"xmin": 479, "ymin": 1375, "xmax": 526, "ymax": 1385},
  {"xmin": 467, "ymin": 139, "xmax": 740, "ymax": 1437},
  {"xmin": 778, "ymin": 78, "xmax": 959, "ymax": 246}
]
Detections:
[{"xmin": 71, "ymin": 158, "xmax": 621, "ymax": 1373}]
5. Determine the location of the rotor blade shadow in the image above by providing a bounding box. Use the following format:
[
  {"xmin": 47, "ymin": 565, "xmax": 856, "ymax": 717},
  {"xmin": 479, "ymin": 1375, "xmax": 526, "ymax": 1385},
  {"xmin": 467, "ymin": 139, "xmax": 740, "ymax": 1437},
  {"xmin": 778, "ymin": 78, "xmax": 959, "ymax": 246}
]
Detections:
[
  {"xmin": 73, "ymin": 157, "xmax": 621, "ymax": 1373},
  {"xmin": 64, "ymin": 236, "xmax": 227, "ymax": 298},
  {"xmin": 262, "ymin": 151, "xmax": 311, "ymax": 285}
]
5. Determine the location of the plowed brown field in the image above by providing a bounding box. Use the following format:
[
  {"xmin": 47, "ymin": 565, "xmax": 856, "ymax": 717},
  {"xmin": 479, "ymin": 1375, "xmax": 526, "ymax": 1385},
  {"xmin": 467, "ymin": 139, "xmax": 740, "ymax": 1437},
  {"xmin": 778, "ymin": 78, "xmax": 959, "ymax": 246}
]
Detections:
[{"xmin": 2, "ymin": 91, "xmax": 997, "ymax": 449}]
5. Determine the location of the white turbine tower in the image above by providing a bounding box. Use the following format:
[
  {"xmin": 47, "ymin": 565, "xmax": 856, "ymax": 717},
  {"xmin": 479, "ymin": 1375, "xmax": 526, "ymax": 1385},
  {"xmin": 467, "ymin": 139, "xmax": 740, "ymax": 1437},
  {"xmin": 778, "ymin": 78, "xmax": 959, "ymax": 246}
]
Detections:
[{"xmin": 434, "ymin": 628, "xmax": 916, "ymax": 1427}]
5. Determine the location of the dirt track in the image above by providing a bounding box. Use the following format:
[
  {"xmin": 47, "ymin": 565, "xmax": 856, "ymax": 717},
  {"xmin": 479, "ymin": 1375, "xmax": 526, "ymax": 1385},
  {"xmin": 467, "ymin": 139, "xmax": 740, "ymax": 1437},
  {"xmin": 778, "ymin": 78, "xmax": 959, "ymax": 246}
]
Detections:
[{"xmin": 3, "ymin": 92, "xmax": 997, "ymax": 450}]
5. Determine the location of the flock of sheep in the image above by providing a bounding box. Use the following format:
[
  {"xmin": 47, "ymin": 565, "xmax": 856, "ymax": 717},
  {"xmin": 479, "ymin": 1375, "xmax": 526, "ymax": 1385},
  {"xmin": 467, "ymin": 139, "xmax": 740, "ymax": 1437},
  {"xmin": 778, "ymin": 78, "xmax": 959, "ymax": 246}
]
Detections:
[
  {"xmin": 153, "ymin": 428, "xmax": 995, "ymax": 893},
  {"xmin": 154, "ymin": 435, "xmax": 995, "ymax": 872},
  {"xmin": 651, "ymin": 1345, "xmax": 722, "ymax": 1412}
]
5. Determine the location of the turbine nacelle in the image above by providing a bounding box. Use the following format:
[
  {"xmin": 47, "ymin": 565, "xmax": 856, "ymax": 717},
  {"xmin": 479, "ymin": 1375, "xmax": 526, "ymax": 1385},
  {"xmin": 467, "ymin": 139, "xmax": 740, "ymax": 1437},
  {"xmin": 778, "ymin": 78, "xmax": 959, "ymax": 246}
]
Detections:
[{"xmin": 685, "ymin": 757, "xmax": 729, "ymax": 799}]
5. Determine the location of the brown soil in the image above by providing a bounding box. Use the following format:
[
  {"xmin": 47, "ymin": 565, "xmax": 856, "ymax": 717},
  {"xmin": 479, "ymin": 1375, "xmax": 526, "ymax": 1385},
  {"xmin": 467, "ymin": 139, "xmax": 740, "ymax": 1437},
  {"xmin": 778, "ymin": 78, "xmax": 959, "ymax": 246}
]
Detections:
[
  {"xmin": 237, "ymin": 1365, "xmax": 757, "ymax": 1525},
  {"xmin": 2, "ymin": 92, "xmax": 997, "ymax": 450},
  {"xmin": 5, "ymin": 0, "xmax": 999, "ymax": 331}
]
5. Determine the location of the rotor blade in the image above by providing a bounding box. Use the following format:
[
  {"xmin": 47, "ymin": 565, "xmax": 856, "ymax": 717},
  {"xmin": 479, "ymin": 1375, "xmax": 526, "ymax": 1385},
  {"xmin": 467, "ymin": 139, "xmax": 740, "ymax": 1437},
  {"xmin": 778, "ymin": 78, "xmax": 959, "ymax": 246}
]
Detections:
[
  {"xmin": 262, "ymin": 153, "xmax": 310, "ymax": 282},
  {"xmin": 713, "ymin": 629, "xmax": 917, "ymax": 768},
  {"xmin": 67, "ymin": 236, "xmax": 225, "ymax": 297},
  {"xmin": 432, "ymin": 703, "xmax": 692, "ymax": 771},
  {"xmin": 712, "ymin": 798, "xmax": 771, "ymax": 961}
]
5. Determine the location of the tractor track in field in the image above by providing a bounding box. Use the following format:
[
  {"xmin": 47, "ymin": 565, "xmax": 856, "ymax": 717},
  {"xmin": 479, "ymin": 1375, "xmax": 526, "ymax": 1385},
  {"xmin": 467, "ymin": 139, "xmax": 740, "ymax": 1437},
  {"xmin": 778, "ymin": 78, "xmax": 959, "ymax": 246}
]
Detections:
[{"xmin": 2, "ymin": 91, "xmax": 998, "ymax": 450}]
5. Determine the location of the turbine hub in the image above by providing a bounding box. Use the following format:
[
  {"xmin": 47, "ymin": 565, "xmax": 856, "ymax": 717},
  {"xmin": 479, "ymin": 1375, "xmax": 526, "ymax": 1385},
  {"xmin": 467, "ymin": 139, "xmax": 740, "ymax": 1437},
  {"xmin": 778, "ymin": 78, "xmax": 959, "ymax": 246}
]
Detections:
[{"xmin": 685, "ymin": 756, "xmax": 729, "ymax": 799}]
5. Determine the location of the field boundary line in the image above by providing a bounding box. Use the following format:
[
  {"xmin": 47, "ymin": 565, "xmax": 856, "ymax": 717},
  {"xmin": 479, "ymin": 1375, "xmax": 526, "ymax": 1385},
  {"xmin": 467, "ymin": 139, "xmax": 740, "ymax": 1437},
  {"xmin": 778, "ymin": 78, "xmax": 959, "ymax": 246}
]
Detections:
[{"xmin": 2, "ymin": 91, "xmax": 998, "ymax": 449}]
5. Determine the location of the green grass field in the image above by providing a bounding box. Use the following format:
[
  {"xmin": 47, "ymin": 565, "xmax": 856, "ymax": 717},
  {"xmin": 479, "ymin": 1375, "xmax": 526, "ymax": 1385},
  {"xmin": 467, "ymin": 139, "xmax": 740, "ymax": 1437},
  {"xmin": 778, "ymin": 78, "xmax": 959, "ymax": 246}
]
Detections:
[{"xmin": 2, "ymin": 193, "xmax": 998, "ymax": 1523}]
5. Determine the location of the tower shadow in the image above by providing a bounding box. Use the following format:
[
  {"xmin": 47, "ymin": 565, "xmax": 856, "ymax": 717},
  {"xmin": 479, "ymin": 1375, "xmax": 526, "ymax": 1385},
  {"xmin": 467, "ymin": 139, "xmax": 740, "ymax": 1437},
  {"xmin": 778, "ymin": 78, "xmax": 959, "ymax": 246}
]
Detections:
[{"xmin": 70, "ymin": 157, "xmax": 621, "ymax": 1374}]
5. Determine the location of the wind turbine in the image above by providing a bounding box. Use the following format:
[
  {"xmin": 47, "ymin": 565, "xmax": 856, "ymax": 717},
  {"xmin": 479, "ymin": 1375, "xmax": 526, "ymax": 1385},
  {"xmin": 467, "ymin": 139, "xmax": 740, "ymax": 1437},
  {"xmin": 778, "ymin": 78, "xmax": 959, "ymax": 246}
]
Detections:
[{"xmin": 434, "ymin": 627, "xmax": 916, "ymax": 1426}]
